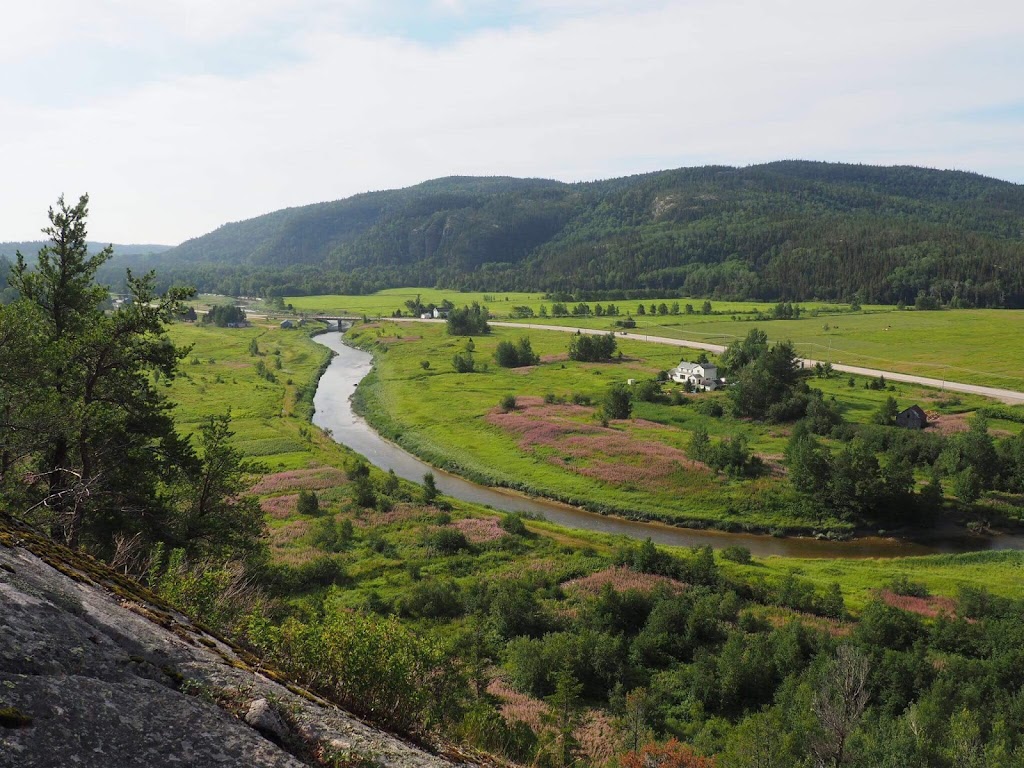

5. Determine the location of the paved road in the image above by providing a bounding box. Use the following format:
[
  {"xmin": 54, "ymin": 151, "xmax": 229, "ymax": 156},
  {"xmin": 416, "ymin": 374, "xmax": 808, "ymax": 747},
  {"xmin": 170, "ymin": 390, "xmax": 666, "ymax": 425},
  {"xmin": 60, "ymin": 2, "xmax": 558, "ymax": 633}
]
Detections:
[{"xmin": 393, "ymin": 317, "xmax": 1024, "ymax": 405}]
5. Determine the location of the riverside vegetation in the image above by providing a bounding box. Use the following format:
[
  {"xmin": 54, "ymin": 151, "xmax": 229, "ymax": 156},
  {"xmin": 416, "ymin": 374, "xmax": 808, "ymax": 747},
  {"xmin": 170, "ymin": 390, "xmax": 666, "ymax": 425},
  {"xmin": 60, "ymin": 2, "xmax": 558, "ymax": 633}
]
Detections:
[
  {"xmin": 345, "ymin": 319, "xmax": 1024, "ymax": 537},
  {"xmin": 4, "ymin": 197, "xmax": 1024, "ymax": 766}
]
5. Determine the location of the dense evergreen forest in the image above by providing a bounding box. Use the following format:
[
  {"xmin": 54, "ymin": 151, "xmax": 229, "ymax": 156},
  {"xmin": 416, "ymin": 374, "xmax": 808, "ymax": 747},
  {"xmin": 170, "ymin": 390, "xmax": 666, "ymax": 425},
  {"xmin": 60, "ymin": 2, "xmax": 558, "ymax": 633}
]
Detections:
[{"xmin": 115, "ymin": 162, "xmax": 1024, "ymax": 306}]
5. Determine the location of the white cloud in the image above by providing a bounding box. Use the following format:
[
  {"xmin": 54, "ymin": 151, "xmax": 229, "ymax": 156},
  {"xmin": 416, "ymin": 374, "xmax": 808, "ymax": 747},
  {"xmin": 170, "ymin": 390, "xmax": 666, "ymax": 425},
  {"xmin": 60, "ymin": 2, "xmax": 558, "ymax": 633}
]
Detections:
[{"xmin": 2, "ymin": 0, "xmax": 1023, "ymax": 243}]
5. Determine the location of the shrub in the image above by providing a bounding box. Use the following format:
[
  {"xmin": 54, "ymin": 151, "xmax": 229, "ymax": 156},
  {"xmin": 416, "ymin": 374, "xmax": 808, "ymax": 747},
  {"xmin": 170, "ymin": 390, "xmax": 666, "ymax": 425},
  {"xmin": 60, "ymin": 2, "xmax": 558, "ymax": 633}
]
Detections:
[
  {"xmin": 395, "ymin": 579, "xmax": 465, "ymax": 619},
  {"xmin": 885, "ymin": 575, "xmax": 930, "ymax": 598},
  {"xmin": 495, "ymin": 337, "xmax": 540, "ymax": 368},
  {"xmin": 696, "ymin": 399, "xmax": 724, "ymax": 418},
  {"xmin": 500, "ymin": 513, "xmax": 528, "ymax": 536},
  {"xmin": 500, "ymin": 394, "xmax": 517, "ymax": 412},
  {"xmin": 258, "ymin": 611, "xmax": 464, "ymax": 732},
  {"xmin": 568, "ymin": 332, "xmax": 617, "ymax": 362},
  {"xmin": 428, "ymin": 527, "xmax": 470, "ymax": 555},
  {"xmin": 447, "ymin": 303, "xmax": 491, "ymax": 335},
  {"xmin": 720, "ymin": 545, "xmax": 752, "ymax": 565},
  {"xmin": 634, "ymin": 379, "xmax": 663, "ymax": 403},
  {"xmin": 311, "ymin": 516, "xmax": 353, "ymax": 553},
  {"xmin": 297, "ymin": 489, "xmax": 320, "ymax": 516},
  {"xmin": 452, "ymin": 351, "xmax": 476, "ymax": 373},
  {"xmin": 602, "ymin": 383, "xmax": 632, "ymax": 420}
]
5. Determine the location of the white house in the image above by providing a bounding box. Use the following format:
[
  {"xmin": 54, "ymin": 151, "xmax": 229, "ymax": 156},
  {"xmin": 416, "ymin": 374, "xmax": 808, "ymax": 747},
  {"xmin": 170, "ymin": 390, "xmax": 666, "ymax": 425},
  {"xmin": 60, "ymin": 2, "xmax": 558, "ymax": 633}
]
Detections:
[{"xmin": 670, "ymin": 360, "xmax": 719, "ymax": 391}]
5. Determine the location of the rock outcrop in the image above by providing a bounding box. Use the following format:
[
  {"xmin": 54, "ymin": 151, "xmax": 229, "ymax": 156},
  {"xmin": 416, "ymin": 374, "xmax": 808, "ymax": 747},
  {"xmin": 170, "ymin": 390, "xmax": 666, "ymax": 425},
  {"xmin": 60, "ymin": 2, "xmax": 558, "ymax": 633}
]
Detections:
[{"xmin": 0, "ymin": 518, "xmax": 470, "ymax": 768}]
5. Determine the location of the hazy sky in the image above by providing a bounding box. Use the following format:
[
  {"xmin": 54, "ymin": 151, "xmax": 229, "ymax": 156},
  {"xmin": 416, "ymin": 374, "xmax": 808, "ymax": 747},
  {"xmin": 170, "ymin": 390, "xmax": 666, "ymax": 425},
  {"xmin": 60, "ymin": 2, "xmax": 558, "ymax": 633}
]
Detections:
[{"xmin": 3, "ymin": 0, "xmax": 1023, "ymax": 245}]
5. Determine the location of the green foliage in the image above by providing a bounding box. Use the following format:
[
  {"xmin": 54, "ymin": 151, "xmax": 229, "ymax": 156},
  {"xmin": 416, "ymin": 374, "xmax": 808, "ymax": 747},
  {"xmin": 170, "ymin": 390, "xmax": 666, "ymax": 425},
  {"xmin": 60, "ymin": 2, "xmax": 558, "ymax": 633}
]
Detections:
[
  {"xmin": 347, "ymin": 461, "xmax": 377, "ymax": 508},
  {"xmin": 297, "ymin": 489, "xmax": 320, "ymax": 516},
  {"xmin": 602, "ymin": 382, "xmax": 633, "ymax": 420},
  {"xmin": 500, "ymin": 513, "xmax": 528, "ymax": 536},
  {"xmin": 422, "ymin": 472, "xmax": 439, "ymax": 505},
  {"xmin": 169, "ymin": 413, "xmax": 267, "ymax": 560},
  {"xmin": 395, "ymin": 578, "xmax": 465, "ymax": 619},
  {"xmin": 726, "ymin": 332, "xmax": 805, "ymax": 421},
  {"xmin": 633, "ymin": 379, "xmax": 663, "ymax": 403},
  {"xmin": 427, "ymin": 526, "xmax": 469, "ymax": 555},
  {"xmin": 203, "ymin": 304, "xmax": 247, "ymax": 326},
  {"xmin": 253, "ymin": 610, "xmax": 464, "ymax": 732},
  {"xmin": 446, "ymin": 302, "xmax": 491, "ymax": 335},
  {"xmin": 567, "ymin": 331, "xmax": 617, "ymax": 362},
  {"xmin": 719, "ymin": 546, "xmax": 752, "ymax": 565},
  {"xmin": 494, "ymin": 336, "xmax": 540, "ymax": 368},
  {"xmin": 873, "ymin": 396, "xmax": 900, "ymax": 426},
  {"xmin": 500, "ymin": 394, "xmax": 517, "ymax": 413},
  {"xmin": 311, "ymin": 515, "xmax": 354, "ymax": 552},
  {"xmin": 1, "ymin": 195, "xmax": 198, "ymax": 555}
]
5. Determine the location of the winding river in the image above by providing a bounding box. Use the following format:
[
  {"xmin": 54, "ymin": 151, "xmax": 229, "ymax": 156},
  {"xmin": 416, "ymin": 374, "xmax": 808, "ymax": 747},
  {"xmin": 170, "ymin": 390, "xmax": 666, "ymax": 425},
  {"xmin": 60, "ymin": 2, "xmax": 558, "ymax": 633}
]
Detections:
[{"xmin": 311, "ymin": 331, "xmax": 1024, "ymax": 559}]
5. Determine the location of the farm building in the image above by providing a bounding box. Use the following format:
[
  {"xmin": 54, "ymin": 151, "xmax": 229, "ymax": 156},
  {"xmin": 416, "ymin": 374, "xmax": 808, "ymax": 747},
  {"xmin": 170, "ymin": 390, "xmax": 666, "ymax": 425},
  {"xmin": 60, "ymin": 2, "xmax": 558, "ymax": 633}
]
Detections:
[
  {"xmin": 670, "ymin": 360, "xmax": 719, "ymax": 391},
  {"xmin": 896, "ymin": 405, "xmax": 928, "ymax": 430},
  {"xmin": 280, "ymin": 319, "xmax": 294, "ymax": 329}
]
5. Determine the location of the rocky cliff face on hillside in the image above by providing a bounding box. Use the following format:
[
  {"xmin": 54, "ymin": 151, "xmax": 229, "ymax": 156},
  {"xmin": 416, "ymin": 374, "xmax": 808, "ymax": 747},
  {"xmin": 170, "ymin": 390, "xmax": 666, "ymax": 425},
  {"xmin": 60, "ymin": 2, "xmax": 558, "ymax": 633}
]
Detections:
[{"xmin": 0, "ymin": 518, "xmax": 470, "ymax": 768}]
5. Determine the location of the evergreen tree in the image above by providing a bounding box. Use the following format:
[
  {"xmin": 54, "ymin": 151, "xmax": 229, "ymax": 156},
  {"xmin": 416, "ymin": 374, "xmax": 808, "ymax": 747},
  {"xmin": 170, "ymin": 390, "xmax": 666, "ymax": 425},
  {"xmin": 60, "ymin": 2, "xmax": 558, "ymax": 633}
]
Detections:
[{"xmin": 4, "ymin": 195, "xmax": 195, "ymax": 552}]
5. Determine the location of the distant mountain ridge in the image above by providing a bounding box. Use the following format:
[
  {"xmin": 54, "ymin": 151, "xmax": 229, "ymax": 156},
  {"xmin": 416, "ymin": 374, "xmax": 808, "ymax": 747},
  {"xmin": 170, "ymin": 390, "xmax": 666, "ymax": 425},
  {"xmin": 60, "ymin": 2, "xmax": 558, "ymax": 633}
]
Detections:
[
  {"xmin": 117, "ymin": 162, "xmax": 1024, "ymax": 306},
  {"xmin": 0, "ymin": 241, "xmax": 173, "ymax": 259}
]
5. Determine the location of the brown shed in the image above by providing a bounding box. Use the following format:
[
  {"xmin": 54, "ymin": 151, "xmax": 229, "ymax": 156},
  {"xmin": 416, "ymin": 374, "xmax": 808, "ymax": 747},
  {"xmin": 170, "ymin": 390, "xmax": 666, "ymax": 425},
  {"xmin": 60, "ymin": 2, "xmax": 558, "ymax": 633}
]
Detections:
[{"xmin": 896, "ymin": 404, "xmax": 928, "ymax": 430}]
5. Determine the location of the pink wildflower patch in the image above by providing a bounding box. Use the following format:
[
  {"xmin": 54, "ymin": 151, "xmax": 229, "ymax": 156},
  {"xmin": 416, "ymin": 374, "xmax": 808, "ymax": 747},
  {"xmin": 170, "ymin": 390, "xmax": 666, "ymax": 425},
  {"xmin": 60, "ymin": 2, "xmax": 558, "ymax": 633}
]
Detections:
[
  {"xmin": 487, "ymin": 678, "xmax": 548, "ymax": 732},
  {"xmin": 487, "ymin": 401, "xmax": 707, "ymax": 491},
  {"xmin": 762, "ymin": 607, "xmax": 852, "ymax": 638},
  {"xmin": 878, "ymin": 590, "xmax": 958, "ymax": 619},
  {"xmin": 269, "ymin": 518, "xmax": 312, "ymax": 547},
  {"xmin": 563, "ymin": 566, "xmax": 687, "ymax": 596},
  {"xmin": 453, "ymin": 516, "xmax": 505, "ymax": 543},
  {"xmin": 250, "ymin": 467, "xmax": 348, "ymax": 494},
  {"xmin": 356, "ymin": 504, "xmax": 424, "ymax": 528},
  {"xmin": 260, "ymin": 494, "xmax": 298, "ymax": 519},
  {"xmin": 486, "ymin": 678, "xmax": 616, "ymax": 761},
  {"xmin": 577, "ymin": 710, "xmax": 618, "ymax": 766}
]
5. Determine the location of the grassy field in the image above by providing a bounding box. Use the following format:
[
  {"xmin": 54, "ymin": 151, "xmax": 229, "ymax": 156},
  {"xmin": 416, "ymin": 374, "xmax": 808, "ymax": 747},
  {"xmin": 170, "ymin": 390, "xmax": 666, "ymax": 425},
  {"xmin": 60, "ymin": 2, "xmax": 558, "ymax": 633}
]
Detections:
[
  {"xmin": 513, "ymin": 309, "xmax": 1024, "ymax": 391},
  {"xmin": 285, "ymin": 289, "xmax": 1024, "ymax": 391},
  {"xmin": 344, "ymin": 320, "xmax": 1020, "ymax": 536},
  {"xmin": 157, "ymin": 320, "xmax": 1024, "ymax": 617}
]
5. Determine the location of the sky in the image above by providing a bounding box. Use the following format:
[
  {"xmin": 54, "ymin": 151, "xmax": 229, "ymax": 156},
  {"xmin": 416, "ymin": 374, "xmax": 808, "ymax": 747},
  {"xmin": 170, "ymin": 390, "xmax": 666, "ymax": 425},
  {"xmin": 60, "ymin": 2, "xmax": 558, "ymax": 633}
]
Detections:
[{"xmin": 3, "ymin": 0, "xmax": 1023, "ymax": 245}]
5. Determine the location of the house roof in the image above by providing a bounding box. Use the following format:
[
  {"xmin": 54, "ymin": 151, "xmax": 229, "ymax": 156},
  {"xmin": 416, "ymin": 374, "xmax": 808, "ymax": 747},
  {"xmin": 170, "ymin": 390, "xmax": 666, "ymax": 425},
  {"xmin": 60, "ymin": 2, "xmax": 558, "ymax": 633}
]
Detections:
[
  {"xmin": 899, "ymin": 405, "xmax": 927, "ymax": 419},
  {"xmin": 674, "ymin": 361, "xmax": 716, "ymax": 374}
]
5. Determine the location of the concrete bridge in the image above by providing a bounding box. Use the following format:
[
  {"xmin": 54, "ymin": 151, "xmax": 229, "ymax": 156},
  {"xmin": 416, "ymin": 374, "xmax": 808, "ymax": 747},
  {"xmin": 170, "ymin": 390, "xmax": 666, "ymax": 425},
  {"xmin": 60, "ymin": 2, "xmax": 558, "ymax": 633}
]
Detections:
[{"xmin": 311, "ymin": 315, "xmax": 363, "ymax": 324}]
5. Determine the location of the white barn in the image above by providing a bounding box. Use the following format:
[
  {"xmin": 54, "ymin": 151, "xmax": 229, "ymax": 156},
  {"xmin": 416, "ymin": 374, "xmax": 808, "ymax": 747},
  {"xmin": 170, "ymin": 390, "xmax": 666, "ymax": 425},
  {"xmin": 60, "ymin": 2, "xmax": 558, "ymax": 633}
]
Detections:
[{"xmin": 670, "ymin": 360, "xmax": 719, "ymax": 391}]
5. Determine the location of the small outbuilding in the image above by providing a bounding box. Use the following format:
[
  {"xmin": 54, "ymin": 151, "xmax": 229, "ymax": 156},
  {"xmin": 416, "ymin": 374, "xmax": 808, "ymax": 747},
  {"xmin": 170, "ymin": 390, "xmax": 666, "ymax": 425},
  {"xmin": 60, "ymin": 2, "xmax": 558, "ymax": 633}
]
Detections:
[
  {"xmin": 280, "ymin": 319, "xmax": 294, "ymax": 329},
  {"xmin": 896, "ymin": 405, "xmax": 928, "ymax": 430}
]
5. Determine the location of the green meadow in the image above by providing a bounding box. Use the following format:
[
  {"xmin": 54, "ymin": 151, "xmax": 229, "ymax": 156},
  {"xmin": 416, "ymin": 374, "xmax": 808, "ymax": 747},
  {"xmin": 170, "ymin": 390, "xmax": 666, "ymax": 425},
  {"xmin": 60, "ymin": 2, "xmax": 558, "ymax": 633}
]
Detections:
[
  {"xmin": 344, "ymin": 320, "xmax": 1017, "ymax": 536},
  {"xmin": 517, "ymin": 309, "xmax": 1024, "ymax": 391},
  {"xmin": 286, "ymin": 289, "xmax": 1024, "ymax": 391},
  {"xmin": 158, "ymin": 320, "xmax": 1024, "ymax": 613}
]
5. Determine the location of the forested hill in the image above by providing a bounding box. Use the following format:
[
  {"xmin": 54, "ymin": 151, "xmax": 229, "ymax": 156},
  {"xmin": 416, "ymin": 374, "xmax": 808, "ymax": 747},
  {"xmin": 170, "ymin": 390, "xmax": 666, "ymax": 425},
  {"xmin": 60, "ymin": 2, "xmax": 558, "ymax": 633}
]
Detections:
[{"xmin": 130, "ymin": 162, "xmax": 1024, "ymax": 306}]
